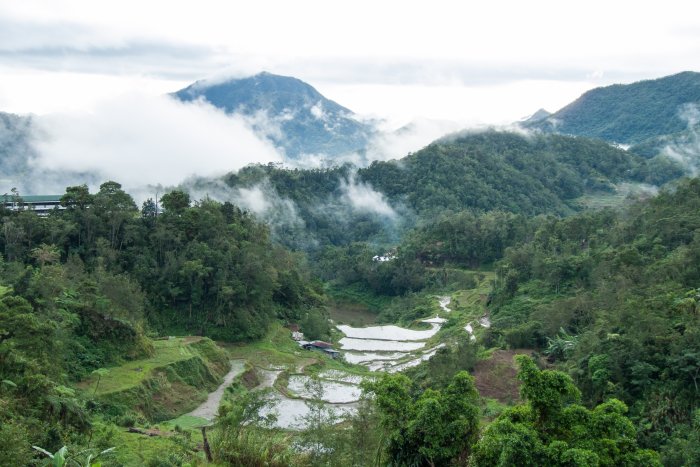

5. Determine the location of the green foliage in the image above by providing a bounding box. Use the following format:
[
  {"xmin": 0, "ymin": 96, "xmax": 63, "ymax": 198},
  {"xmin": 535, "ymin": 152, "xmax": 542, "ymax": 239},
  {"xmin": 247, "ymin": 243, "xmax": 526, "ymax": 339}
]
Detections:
[
  {"xmin": 481, "ymin": 178, "xmax": 700, "ymax": 454},
  {"xmin": 364, "ymin": 370, "xmax": 480, "ymax": 466},
  {"xmin": 88, "ymin": 338, "xmax": 228, "ymax": 421},
  {"xmin": 400, "ymin": 210, "xmax": 532, "ymax": 268},
  {"xmin": 299, "ymin": 308, "xmax": 331, "ymax": 341},
  {"xmin": 212, "ymin": 389, "xmax": 304, "ymax": 466},
  {"xmin": 2, "ymin": 182, "xmax": 323, "ymax": 341},
  {"xmin": 515, "ymin": 355, "xmax": 581, "ymax": 428},
  {"xmin": 223, "ymin": 163, "xmax": 401, "ymax": 251},
  {"xmin": 472, "ymin": 356, "xmax": 661, "ymax": 466},
  {"xmin": 529, "ymin": 71, "xmax": 700, "ymax": 145},
  {"xmin": 32, "ymin": 444, "xmax": 115, "ymax": 467},
  {"xmin": 159, "ymin": 189, "xmax": 191, "ymax": 213},
  {"xmin": 0, "ymin": 180, "xmax": 323, "ymax": 460},
  {"xmin": 0, "ymin": 420, "xmax": 33, "ymax": 466},
  {"xmin": 361, "ymin": 131, "xmax": 665, "ymax": 216},
  {"xmin": 544, "ymin": 328, "xmax": 578, "ymax": 361},
  {"xmin": 406, "ymin": 340, "xmax": 479, "ymax": 390},
  {"xmin": 213, "ymin": 130, "xmax": 671, "ymax": 255}
]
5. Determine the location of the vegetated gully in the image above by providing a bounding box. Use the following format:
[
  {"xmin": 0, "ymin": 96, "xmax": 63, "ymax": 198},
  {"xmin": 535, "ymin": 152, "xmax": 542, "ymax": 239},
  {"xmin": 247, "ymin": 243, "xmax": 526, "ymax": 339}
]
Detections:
[{"xmin": 188, "ymin": 295, "xmax": 490, "ymax": 429}]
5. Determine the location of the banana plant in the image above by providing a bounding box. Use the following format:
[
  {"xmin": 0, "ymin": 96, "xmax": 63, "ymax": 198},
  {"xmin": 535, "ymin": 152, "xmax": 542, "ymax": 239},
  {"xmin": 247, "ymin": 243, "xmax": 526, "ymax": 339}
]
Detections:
[{"xmin": 32, "ymin": 445, "xmax": 115, "ymax": 467}]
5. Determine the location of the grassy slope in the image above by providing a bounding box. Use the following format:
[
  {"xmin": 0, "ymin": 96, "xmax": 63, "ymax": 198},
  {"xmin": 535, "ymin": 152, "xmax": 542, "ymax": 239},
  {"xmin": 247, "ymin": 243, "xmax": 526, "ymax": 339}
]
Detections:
[
  {"xmin": 79, "ymin": 337, "xmax": 205, "ymax": 395},
  {"xmin": 384, "ymin": 270, "xmax": 531, "ymax": 419},
  {"xmin": 77, "ymin": 337, "xmax": 230, "ymax": 421},
  {"xmin": 432, "ymin": 270, "xmax": 494, "ymax": 343}
]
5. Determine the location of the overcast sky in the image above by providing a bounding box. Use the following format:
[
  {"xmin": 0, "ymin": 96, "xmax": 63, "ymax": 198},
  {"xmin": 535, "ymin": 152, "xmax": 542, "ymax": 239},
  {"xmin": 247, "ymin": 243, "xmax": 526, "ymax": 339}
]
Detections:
[{"xmin": 1, "ymin": 0, "xmax": 698, "ymax": 125}]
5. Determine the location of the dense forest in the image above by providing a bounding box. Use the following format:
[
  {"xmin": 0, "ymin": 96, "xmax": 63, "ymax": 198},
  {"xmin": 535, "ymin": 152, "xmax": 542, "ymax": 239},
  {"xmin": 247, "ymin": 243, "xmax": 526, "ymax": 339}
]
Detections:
[
  {"xmin": 2, "ymin": 182, "xmax": 325, "ymax": 340},
  {"xmin": 0, "ymin": 181, "xmax": 330, "ymax": 463},
  {"xmin": 323, "ymin": 178, "xmax": 700, "ymax": 464},
  {"xmin": 527, "ymin": 71, "xmax": 700, "ymax": 145},
  {"xmin": 1, "ymin": 175, "xmax": 699, "ymax": 465},
  {"xmin": 359, "ymin": 130, "xmax": 680, "ymax": 212},
  {"xmin": 207, "ymin": 130, "xmax": 684, "ymax": 253}
]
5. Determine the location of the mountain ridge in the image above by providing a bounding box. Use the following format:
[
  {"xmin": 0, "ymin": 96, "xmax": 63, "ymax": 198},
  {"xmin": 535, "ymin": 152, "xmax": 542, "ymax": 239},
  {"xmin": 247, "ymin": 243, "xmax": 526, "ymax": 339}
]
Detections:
[
  {"xmin": 172, "ymin": 71, "xmax": 376, "ymax": 159},
  {"xmin": 526, "ymin": 71, "xmax": 700, "ymax": 145}
]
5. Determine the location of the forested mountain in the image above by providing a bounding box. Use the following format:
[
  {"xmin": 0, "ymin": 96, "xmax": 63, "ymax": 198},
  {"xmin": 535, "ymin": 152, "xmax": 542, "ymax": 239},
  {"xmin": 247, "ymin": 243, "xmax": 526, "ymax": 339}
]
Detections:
[
  {"xmin": 527, "ymin": 71, "xmax": 700, "ymax": 145},
  {"xmin": 630, "ymin": 122, "xmax": 700, "ymax": 168},
  {"xmin": 209, "ymin": 130, "xmax": 682, "ymax": 252},
  {"xmin": 360, "ymin": 130, "xmax": 679, "ymax": 213},
  {"xmin": 173, "ymin": 72, "xmax": 376, "ymax": 159}
]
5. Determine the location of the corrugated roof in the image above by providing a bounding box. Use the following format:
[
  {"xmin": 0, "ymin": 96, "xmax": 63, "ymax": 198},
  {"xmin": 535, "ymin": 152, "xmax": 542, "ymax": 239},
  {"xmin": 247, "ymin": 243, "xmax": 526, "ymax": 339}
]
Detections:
[
  {"xmin": 4, "ymin": 195, "xmax": 62, "ymax": 203},
  {"xmin": 310, "ymin": 341, "xmax": 333, "ymax": 348}
]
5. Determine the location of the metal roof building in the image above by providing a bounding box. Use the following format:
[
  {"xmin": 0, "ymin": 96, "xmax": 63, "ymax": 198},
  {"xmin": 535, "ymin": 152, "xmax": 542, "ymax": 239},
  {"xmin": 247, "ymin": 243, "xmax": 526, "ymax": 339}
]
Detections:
[{"xmin": 3, "ymin": 195, "xmax": 65, "ymax": 216}]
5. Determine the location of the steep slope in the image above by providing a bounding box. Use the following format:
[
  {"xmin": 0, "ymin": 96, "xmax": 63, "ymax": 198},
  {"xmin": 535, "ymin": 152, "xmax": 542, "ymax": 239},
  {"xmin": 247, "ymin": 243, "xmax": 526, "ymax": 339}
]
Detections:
[
  {"xmin": 359, "ymin": 130, "xmax": 665, "ymax": 215},
  {"xmin": 630, "ymin": 122, "xmax": 700, "ymax": 162},
  {"xmin": 173, "ymin": 72, "xmax": 375, "ymax": 159},
  {"xmin": 207, "ymin": 130, "xmax": 673, "ymax": 252},
  {"xmin": 527, "ymin": 71, "xmax": 700, "ymax": 144},
  {"xmin": 520, "ymin": 108, "xmax": 551, "ymax": 124}
]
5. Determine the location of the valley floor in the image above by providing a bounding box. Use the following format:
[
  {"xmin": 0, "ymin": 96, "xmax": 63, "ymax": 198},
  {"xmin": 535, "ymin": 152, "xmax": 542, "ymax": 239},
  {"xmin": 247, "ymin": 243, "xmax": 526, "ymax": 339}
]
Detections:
[{"xmin": 75, "ymin": 269, "xmax": 530, "ymax": 465}]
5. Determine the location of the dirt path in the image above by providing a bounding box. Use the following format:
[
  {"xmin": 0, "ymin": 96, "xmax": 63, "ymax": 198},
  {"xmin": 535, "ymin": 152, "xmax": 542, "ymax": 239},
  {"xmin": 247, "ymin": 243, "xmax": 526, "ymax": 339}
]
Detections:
[{"xmin": 188, "ymin": 360, "xmax": 246, "ymax": 421}]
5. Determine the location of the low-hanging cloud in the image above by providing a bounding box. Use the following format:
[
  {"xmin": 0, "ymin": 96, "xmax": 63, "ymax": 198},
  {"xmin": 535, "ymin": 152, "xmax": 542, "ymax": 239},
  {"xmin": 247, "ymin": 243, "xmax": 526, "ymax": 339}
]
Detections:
[
  {"xmin": 181, "ymin": 175, "xmax": 309, "ymax": 243},
  {"xmin": 29, "ymin": 93, "xmax": 283, "ymax": 193},
  {"xmin": 660, "ymin": 103, "xmax": 700, "ymax": 175},
  {"xmin": 340, "ymin": 174, "xmax": 396, "ymax": 218},
  {"xmin": 364, "ymin": 117, "xmax": 467, "ymax": 162}
]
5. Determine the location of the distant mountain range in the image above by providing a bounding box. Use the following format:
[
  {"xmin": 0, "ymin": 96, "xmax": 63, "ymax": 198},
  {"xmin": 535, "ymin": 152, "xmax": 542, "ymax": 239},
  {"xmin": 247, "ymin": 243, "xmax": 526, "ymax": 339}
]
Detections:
[
  {"xmin": 2, "ymin": 70, "xmax": 699, "ymax": 200},
  {"xmin": 526, "ymin": 71, "xmax": 700, "ymax": 146},
  {"xmin": 172, "ymin": 72, "xmax": 376, "ymax": 159}
]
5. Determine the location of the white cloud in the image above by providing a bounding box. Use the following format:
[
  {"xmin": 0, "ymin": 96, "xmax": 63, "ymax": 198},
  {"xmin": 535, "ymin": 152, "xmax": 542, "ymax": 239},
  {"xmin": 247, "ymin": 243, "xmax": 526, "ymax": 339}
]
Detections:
[
  {"xmin": 243, "ymin": 108, "xmax": 288, "ymax": 142},
  {"xmin": 659, "ymin": 103, "xmax": 700, "ymax": 175},
  {"xmin": 229, "ymin": 181, "xmax": 308, "ymax": 243},
  {"xmin": 234, "ymin": 185, "xmax": 273, "ymax": 214},
  {"xmin": 310, "ymin": 101, "xmax": 325, "ymax": 120},
  {"xmin": 366, "ymin": 118, "xmax": 468, "ymax": 161},
  {"xmin": 340, "ymin": 174, "xmax": 396, "ymax": 218},
  {"xmin": 2, "ymin": 1, "xmax": 697, "ymax": 68},
  {"xmin": 1, "ymin": 1, "xmax": 699, "ymax": 124},
  {"xmin": 30, "ymin": 93, "xmax": 282, "ymax": 192}
]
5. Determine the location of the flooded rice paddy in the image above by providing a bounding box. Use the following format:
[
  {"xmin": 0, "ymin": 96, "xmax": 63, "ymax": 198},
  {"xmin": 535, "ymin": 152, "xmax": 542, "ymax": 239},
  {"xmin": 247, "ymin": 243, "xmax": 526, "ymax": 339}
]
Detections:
[{"xmin": 227, "ymin": 295, "xmax": 486, "ymax": 429}]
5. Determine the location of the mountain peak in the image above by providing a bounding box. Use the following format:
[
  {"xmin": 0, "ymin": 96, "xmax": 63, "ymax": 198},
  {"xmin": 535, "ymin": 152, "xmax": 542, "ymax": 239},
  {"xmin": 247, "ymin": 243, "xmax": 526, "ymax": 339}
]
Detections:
[
  {"xmin": 520, "ymin": 108, "xmax": 551, "ymax": 123},
  {"xmin": 172, "ymin": 72, "xmax": 375, "ymax": 159}
]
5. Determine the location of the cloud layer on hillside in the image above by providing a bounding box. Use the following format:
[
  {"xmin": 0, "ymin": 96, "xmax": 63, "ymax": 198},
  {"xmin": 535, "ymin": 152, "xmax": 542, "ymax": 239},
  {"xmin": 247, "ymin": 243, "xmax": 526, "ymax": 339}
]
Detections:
[{"xmin": 30, "ymin": 94, "xmax": 282, "ymax": 192}]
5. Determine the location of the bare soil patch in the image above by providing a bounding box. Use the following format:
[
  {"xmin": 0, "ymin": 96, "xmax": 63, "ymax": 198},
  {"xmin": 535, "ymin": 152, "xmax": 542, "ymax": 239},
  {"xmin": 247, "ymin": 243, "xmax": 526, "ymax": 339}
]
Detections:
[{"xmin": 473, "ymin": 349, "xmax": 533, "ymax": 403}]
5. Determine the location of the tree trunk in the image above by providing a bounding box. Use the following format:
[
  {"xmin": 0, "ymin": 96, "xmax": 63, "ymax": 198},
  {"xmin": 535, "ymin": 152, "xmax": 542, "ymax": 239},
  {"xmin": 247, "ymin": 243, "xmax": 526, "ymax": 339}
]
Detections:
[{"xmin": 201, "ymin": 426, "xmax": 213, "ymax": 462}]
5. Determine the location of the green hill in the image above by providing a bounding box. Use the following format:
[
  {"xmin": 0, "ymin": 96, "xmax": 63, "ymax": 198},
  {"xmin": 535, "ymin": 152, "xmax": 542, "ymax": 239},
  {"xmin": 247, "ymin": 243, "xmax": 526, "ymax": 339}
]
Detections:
[
  {"xmin": 360, "ymin": 130, "xmax": 672, "ymax": 215},
  {"xmin": 209, "ymin": 130, "xmax": 682, "ymax": 252},
  {"xmin": 527, "ymin": 71, "xmax": 700, "ymax": 144}
]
